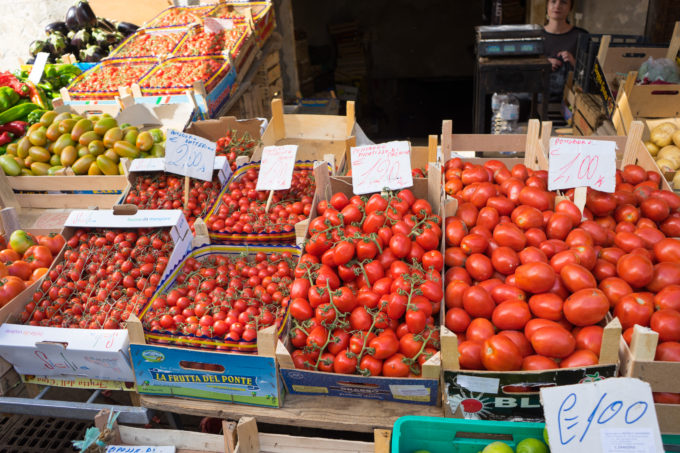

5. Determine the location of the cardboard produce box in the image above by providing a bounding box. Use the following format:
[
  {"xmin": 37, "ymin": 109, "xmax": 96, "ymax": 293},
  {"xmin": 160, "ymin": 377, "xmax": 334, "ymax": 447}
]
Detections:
[
  {"xmin": 130, "ymin": 243, "xmax": 300, "ymax": 407},
  {"xmin": 276, "ymin": 164, "xmax": 444, "ymax": 406},
  {"xmin": 0, "ymin": 208, "xmax": 191, "ymax": 385}
]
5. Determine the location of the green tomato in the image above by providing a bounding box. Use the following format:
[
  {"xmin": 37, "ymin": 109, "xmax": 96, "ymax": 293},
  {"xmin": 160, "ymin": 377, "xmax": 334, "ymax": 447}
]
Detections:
[
  {"xmin": 482, "ymin": 442, "xmax": 514, "ymax": 453},
  {"xmin": 517, "ymin": 437, "xmax": 548, "ymax": 453},
  {"xmin": 9, "ymin": 229, "xmax": 37, "ymax": 254}
]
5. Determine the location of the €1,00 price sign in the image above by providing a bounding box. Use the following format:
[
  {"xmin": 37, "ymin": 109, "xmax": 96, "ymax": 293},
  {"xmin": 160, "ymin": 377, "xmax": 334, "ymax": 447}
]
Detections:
[
  {"xmin": 350, "ymin": 141, "xmax": 413, "ymax": 195},
  {"xmin": 256, "ymin": 145, "xmax": 298, "ymax": 191},
  {"xmin": 548, "ymin": 137, "xmax": 616, "ymax": 193},
  {"xmin": 541, "ymin": 378, "xmax": 663, "ymax": 453}
]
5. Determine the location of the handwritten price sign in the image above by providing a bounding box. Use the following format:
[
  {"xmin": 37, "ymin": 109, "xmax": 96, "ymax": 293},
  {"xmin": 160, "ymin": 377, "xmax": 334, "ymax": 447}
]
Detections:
[
  {"xmin": 541, "ymin": 378, "xmax": 663, "ymax": 453},
  {"xmin": 351, "ymin": 141, "xmax": 413, "ymax": 195},
  {"xmin": 256, "ymin": 145, "xmax": 298, "ymax": 191},
  {"xmin": 548, "ymin": 138, "xmax": 616, "ymax": 193},
  {"xmin": 164, "ymin": 129, "xmax": 217, "ymax": 182}
]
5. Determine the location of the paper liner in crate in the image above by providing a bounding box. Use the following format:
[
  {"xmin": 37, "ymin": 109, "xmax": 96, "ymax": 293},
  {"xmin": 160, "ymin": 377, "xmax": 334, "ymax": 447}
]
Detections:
[
  {"xmin": 66, "ymin": 58, "xmax": 157, "ymax": 101},
  {"xmin": 139, "ymin": 55, "xmax": 233, "ymax": 97},
  {"xmin": 107, "ymin": 26, "xmax": 187, "ymax": 59},
  {"xmin": 204, "ymin": 160, "xmax": 320, "ymax": 243},
  {"xmin": 138, "ymin": 243, "xmax": 300, "ymax": 351}
]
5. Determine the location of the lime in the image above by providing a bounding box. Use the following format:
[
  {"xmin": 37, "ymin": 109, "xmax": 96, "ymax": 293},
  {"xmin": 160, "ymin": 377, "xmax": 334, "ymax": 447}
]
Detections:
[
  {"xmin": 517, "ymin": 437, "xmax": 548, "ymax": 453},
  {"xmin": 413, "ymin": 450, "xmax": 431, "ymax": 453},
  {"xmin": 543, "ymin": 427, "xmax": 550, "ymax": 447},
  {"xmin": 482, "ymin": 441, "xmax": 514, "ymax": 453}
]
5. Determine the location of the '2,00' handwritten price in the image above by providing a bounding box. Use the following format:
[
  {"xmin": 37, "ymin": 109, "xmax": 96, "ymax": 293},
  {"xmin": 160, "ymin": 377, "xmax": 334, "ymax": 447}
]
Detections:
[{"xmin": 166, "ymin": 144, "xmax": 207, "ymax": 174}]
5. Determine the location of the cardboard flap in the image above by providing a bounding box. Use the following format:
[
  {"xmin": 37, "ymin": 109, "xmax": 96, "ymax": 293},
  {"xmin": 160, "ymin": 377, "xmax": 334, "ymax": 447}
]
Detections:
[
  {"xmin": 35, "ymin": 341, "xmax": 69, "ymax": 351},
  {"xmin": 117, "ymin": 103, "xmax": 161, "ymax": 128}
]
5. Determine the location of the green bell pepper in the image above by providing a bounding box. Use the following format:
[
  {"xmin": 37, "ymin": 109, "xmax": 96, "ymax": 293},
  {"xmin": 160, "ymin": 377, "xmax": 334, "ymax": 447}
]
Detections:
[
  {"xmin": 27, "ymin": 109, "xmax": 47, "ymax": 125},
  {"xmin": 0, "ymin": 87, "xmax": 19, "ymax": 112},
  {"xmin": 0, "ymin": 103, "xmax": 40, "ymax": 124}
]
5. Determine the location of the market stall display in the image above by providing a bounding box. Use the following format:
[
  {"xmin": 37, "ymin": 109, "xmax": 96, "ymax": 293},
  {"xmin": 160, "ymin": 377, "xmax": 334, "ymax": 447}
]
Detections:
[{"xmin": 28, "ymin": 0, "xmax": 138, "ymax": 64}]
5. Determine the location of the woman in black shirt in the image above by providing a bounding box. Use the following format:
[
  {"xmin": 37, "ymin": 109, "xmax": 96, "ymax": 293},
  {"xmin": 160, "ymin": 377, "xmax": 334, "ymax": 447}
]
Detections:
[{"xmin": 543, "ymin": 0, "xmax": 587, "ymax": 100}]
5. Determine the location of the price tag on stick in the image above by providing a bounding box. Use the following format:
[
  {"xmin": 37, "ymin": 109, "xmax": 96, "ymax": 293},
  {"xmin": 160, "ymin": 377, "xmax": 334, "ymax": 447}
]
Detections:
[
  {"xmin": 351, "ymin": 141, "xmax": 413, "ymax": 195},
  {"xmin": 540, "ymin": 377, "xmax": 663, "ymax": 453},
  {"xmin": 164, "ymin": 129, "xmax": 216, "ymax": 182},
  {"xmin": 28, "ymin": 52, "xmax": 49, "ymax": 84},
  {"xmin": 548, "ymin": 138, "xmax": 617, "ymax": 193},
  {"xmin": 256, "ymin": 145, "xmax": 297, "ymax": 191}
]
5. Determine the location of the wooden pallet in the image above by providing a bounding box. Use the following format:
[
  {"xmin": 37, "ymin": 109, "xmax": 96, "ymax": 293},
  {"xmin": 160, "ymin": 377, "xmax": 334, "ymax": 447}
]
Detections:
[
  {"xmin": 96, "ymin": 409, "xmax": 384, "ymax": 452},
  {"xmin": 140, "ymin": 392, "xmax": 442, "ymax": 434}
]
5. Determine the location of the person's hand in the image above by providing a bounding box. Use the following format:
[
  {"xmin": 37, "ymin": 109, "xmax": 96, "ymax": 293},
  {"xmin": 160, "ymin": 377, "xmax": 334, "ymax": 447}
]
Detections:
[
  {"xmin": 548, "ymin": 57, "xmax": 563, "ymax": 71},
  {"xmin": 558, "ymin": 50, "xmax": 575, "ymax": 66}
]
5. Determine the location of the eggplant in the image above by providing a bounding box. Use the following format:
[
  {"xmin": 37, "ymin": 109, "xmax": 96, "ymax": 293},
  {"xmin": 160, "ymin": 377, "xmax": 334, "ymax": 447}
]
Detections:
[
  {"xmin": 80, "ymin": 44, "xmax": 104, "ymax": 62},
  {"xmin": 65, "ymin": 5, "xmax": 79, "ymax": 31},
  {"xmin": 97, "ymin": 17, "xmax": 116, "ymax": 32},
  {"xmin": 45, "ymin": 21, "xmax": 69, "ymax": 36},
  {"xmin": 116, "ymin": 21, "xmax": 139, "ymax": 37},
  {"xmin": 70, "ymin": 28, "xmax": 90, "ymax": 49},
  {"xmin": 26, "ymin": 56, "xmax": 36, "ymax": 65},
  {"xmin": 46, "ymin": 33, "xmax": 68, "ymax": 56},
  {"xmin": 29, "ymin": 40, "xmax": 46, "ymax": 57},
  {"xmin": 75, "ymin": 0, "xmax": 97, "ymax": 28}
]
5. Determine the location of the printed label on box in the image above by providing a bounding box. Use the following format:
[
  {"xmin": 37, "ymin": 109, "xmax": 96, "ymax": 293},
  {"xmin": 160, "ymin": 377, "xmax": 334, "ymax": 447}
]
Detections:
[
  {"xmin": 389, "ymin": 385, "xmax": 429, "ymax": 397},
  {"xmin": 456, "ymin": 375, "xmax": 500, "ymax": 393},
  {"xmin": 106, "ymin": 447, "xmax": 175, "ymax": 453}
]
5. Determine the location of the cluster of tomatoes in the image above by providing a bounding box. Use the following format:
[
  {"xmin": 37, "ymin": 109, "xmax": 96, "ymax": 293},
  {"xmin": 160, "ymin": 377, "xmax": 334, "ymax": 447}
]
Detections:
[
  {"xmin": 176, "ymin": 27, "xmax": 246, "ymax": 56},
  {"xmin": 124, "ymin": 173, "xmax": 222, "ymax": 231},
  {"xmin": 205, "ymin": 166, "xmax": 314, "ymax": 237},
  {"xmin": 444, "ymin": 158, "xmax": 680, "ymax": 402},
  {"xmin": 142, "ymin": 251, "xmax": 296, "ymax": 350},
  {"xmin": 143, "ymin": 58, "xmax": 223, "ymax": 90},
  {"xmin": 21, "ymin": 228, "xmax": 174, "ymax": 330},
  {"xmin": 0, "ymin": 230, "xmax": 64, "ymax": 307},
  {"xmin": 287, "ymin": 189, "xmax": 442, "ymax": 377},
  {"xmin": 215, "ymin": 129, "xmax": 259, "ymax": 171}
]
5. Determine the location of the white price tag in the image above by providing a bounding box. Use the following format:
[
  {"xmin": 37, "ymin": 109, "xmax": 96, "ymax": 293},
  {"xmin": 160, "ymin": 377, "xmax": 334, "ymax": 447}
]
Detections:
[
  {"xmin": 215, "ymin": 155, "xmax": 232, "ymax": 185},
  {"xmin": 28, "ymin": 52, "xmax": 49, "ymax": 84},
  {"xmin": 204, "ymin": 17, "xmax": 234, "ymax": 33},
  {"xmin": 129, "ymin": 158, "xmax": 165, "ymax": 172},
  {"xmin": 164, "ymin": 129, "xmax": 216, "ymax": 182},
  {"xmin": 106, "ymin": 446, "xmax": 175, "ymax": 453},
  {"xmin": 540, "ymin": 378, "xmax": 663, "ymax": 453},
  {"xmin": 350, "ymin": 141, "xmax": 413, "ymax": 195},
  {"xmin": 256, "ymin": 145, "xmax": 297, "ymax": 191},
  {"xmin": 548, "ymin": 137, "xmax": 617, "ymax": 193}
]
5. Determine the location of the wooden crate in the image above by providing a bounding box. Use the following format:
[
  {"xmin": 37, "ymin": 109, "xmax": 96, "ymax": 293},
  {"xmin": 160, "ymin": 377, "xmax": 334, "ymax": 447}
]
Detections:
[
  {"xmin": 276, "ymin": 165, "xmax": 443, "ymax": 406},
  {"xmin": 257, "ymin": 98, "xmax": 356, "ymax": 175},
  {"xmin": 618, "ymin": 325, "xmax": 680, "ymax": 434},
  {"xmin": 612, "ymin": 22, "xmax": 680, "ymax": 135},
  {"xmin": 94, "ymin": 409, "xmax": 377, "ymax": 453},
  {"xmin": 441, "ymin": 118, "xmax": 542, "ymax": 164}
]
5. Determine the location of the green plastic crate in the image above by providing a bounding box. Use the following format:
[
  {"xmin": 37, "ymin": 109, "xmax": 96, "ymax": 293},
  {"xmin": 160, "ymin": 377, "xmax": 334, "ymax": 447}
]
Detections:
[{"xmin": 391, "ymin": 416, "xmax": 680, "ymax": 453}]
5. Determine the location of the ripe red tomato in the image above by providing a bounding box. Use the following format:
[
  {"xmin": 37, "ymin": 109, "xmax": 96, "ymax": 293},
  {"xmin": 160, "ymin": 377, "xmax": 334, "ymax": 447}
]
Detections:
[
  {"xmin": 650, "ymin": 309, "xmax": 680, "ymax": 342},
  {"xmin": 654, "ymin": 238, "xmax": 680, "ymax": 263},
  {"xmin": 560, "ymin": 349, "xmax": 599, "ymax": 368},
  {"xmin": 514, "ymin": 262, "xmax": 556, "ymax": 294},
  {"xmin": 563, "ymin": 288, "xmax": 609, "ymax": 326},
  {"xmin": 614, "ymin": 293, "xmax": 654, "ymax": 329},
  {"xmin": 530, "ymin": 326, "xmax": 575, "ymax": 359},
  {"xmin": 655, "ymin": 341, "xmax": 680, "ymax": 362},
  {"xmin": 462, "ymin": 286, "xmax": 495, "ymax": 319},
  {"xmin": 575, "ymin": 325, "xmax": 603, "ymax": 356},
  {"xmin": 616, "ymin": 253, "xmax": 654, "ymax": 289},
  {"xmin": 466, "ymin": 317, "xmax": 496, "ymax": 343},
  {"xmin": 481, "ymin": 335, "xmax": 522, "ymax": 371},
  {"xmin": 445, "ymin": 307, "xmax": 471, "ymax": 333},
  {"xmin": 528, "ymin": 293, "xmax": 563, "ymax": 321},
  {"xmin": 498, "ymin": 330, "xmax": 534, "ymax": 357},
  {"xmin": 458, "ymin": 340, "xmax": 484, "ymax": 369},
  {"xmin": 655, "ymin": 285, "xmax": 680, "ymax": 311},
  {"xmin": 491, "ymin": 300, "xmax": 532, "ymax": 330},
  {"xmin": 521, "ymin": 354, "xmax": 558, "ymax": 370},
  {"xmin": 560, "ymin": 263, "xmax": 597, "ymax": 292}
]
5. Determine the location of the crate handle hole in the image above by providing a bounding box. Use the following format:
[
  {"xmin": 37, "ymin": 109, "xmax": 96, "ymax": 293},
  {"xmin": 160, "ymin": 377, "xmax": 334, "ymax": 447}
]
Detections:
[
  {"xmin": 179, "ymin": 360, "xmax": 225, "ymax": 373},
  {"xmin": 622, "ymin": 52, "xmax": 647, "ymax": 58},
  {"xmin": 650, "ymin": 90, "xmax": 679, "ymax": 96}
]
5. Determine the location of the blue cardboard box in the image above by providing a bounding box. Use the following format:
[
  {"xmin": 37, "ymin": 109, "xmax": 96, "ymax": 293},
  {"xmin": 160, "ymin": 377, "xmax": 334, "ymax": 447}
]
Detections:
[{"xmin": 130, "ymin": 343, "xmax": 282, "ymax": 407}]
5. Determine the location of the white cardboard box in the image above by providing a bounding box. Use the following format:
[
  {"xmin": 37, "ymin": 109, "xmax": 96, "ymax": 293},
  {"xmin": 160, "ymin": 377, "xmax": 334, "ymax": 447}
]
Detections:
[{"xmin": 0, "ymin": 325, "xmax": 134, "ymax": 381}]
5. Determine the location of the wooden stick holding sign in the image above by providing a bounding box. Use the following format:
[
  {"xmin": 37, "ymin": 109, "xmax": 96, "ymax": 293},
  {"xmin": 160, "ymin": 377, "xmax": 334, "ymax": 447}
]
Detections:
[
  {"xmin": 256, "ymin": 145, "xmax": 298, "ymax": 213},
  {"xmin": 164, "ymin": 129, "xmax": 217, "ymax": 210}
]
